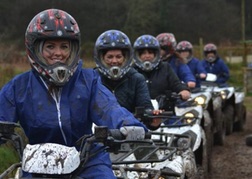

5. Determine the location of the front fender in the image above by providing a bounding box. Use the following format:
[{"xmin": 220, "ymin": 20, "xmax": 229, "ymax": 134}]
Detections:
[{"xmin": 235, "ymin": 92, "xmax": 245, "ymax": 104}]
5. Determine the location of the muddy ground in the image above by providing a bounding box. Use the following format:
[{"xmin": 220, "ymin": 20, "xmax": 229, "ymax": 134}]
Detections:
[{"xmin": 208, "ymin": 109, "xmax": 252, "ymax": 179}]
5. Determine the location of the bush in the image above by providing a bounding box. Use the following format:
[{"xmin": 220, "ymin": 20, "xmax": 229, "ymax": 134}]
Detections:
[{"xmin": 0, "ymin": 145, "xmax": 19, "ymax": 175}]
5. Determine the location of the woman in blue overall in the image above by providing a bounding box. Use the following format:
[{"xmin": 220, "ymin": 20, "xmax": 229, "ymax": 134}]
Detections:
[{"xmin": 0, "ymin": 9, "xmax": 146, "ymax": 178}]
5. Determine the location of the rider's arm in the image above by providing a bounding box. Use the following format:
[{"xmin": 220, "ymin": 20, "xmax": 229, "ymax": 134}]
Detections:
[
  {"xmin": 89, "ymin": 71, "xmax": 148, "ymax": 131},
  {"xmin": 217, "ymin": 59, "xmax": 230, "ymax": 84},
  {"xmin": 166, "ymin": 63, "xmax": 190, "ymax": 94}
]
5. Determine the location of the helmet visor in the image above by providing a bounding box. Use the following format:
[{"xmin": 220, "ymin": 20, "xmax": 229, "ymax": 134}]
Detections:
[{"xmin": 35, "ymin": 39, "xmax": 79, "ymax": 68}]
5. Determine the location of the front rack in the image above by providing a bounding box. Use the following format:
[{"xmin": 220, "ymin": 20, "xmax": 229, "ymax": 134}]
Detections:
[{"xmin": 110, "ymin": 132, "xmax": 192, "ymax": 178}]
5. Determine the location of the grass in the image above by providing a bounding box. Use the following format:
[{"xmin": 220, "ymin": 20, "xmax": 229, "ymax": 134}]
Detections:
[
  {"xmin": 0, "ymin": 144, "xmax": 20, "ymax": 176},
  {"xmin": 227, "ymin": 62, "xmax": 244, "ymax": 87},
  {"xmin": 244, "ymin": 96, "xmax": 252, "ymax": 111}
]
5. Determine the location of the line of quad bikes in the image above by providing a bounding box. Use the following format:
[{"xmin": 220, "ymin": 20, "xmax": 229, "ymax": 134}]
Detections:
[{"xmin": 0, "ymin": 73, "xmax": 247, "ymax": 179}]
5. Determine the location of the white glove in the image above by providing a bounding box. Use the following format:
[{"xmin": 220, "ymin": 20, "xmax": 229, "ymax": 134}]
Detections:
[{"xmin": 120, "ymin": 126, "xmax": 145, "ymax": 140}]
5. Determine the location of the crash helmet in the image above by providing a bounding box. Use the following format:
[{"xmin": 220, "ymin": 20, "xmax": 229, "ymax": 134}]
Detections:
[
  {"xmin": 176, "ymin": 40, "xmax": 193, "ymax": 61},
  {"xmin": 94, "ymin": 30, "xmax": 132, "ymax": 80},
  {"xmin": 133, "ymin": 35, "xmax": 160, "ymax": 71},
  {"xmin": 156, "ymin": 33, "xmax": 177, "ymax": 56},
  {"xmin": 25, "ymin": 9, "xmax": 81, "ymax": 86},
  {"xmin": 204, "ymin": 43, "xmax": 218, "ymax": 63}
]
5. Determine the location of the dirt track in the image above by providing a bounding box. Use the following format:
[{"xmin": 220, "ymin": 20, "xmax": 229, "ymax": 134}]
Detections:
[{"xmin": 208, "ymin": 109, "xmax": 252, "ymax": 179}]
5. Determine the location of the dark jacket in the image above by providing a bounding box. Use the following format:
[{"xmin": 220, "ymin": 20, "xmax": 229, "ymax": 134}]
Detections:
[
  {"xmin": 135, "ymin": 61, "xmax": 189, "ymax": 99},
  {"xmin": 97, "ymin": 68, "xmax": 154, "ymax": 113}
]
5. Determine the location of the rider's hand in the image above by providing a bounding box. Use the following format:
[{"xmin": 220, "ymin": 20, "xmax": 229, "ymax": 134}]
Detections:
[
  {"xmin": 179, "ymin": 90, "xmax": 191, "ymax": 100},
  {"xmin": 150, "ymin": 110, "xmax": 163, "ymax": 127},
  {"xmin": 187, "ymin": 81, "xmax": 196, "ymax": 88},
  {"xmin": 150, "ymin": 118, "xmax": 162, "ymax": 128},
  {"xmin": 120, "ymin": 126, "xmax": 145, "ymax": 140},
  {"xmin": 200, "ymin": 73, "xmax": 207, "ymax": 79}
]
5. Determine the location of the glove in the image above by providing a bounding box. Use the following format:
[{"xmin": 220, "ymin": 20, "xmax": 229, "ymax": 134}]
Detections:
[{"xmin": 120, "ymin": 126, "xmax": 145, "ymax": 140}]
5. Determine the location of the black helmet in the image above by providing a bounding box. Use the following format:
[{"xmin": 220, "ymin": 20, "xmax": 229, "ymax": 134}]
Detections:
[
  {"xmin": 133, "ymin": 35, "xmax": 160, "ymax": 71},
  {"xmin": 25, "ymin": 9, "xmax": 81, "ymax": 86},
  {"xmin": 94, "ymin": 30, "xmax": 132, "ymax": 80}
]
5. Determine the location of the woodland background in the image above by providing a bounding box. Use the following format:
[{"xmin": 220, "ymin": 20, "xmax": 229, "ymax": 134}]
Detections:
[
  {"xmin": 0, "ymin": 0, "xmax": 251, "ymax": 60},
  {"xmin": 1, "ymin": 1, "xmax": 252, "ymax": 175}
]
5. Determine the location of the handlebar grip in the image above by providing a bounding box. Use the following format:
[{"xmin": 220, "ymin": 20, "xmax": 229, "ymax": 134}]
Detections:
[
  {"xmin": 108, "ymin": 129, "xmax": 151, "ymax": 140},
  {"xmin": 144, "ymin": 111, "xmax": 174, "ymax": 119},
  {"xmin": 161, "ymin": 111, "xmax": 174, "ymax": 116},
  {"xmin": 109, "ymin": 129, "xmax": 124, "ymax": 140}
]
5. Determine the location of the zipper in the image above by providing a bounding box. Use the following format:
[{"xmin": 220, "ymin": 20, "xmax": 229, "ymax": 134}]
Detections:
[{"xmin": 40, "ymin": 77, "xmax": 68, "ymax": 145}]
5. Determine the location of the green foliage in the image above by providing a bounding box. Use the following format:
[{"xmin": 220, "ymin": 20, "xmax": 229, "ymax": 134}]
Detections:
[
  {"xmin": 244, "ymin": 96, "xmax": 252, "ymax": 111},
  {"xmin": 0, "ymin": 0, "xmax": 250, "ymax": 47},
  {"xmin": 122, "ymin": 0, "xmax": 160, "ymax": 41},
  {"xmin": 0, "ymin": 145, "xmax": 19, "ymax": 174},
  {"xmin": 227, "ymin": 62, "xmax": 244, "ymax": 87},
  {"xmin": 0, "ymin": 65, "xmax": 16, "ymax": 88}
]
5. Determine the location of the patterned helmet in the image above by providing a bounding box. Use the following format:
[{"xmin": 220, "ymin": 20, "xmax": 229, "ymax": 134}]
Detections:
[
  {"xmin": 204, "ymin": 43, "xmax": 217, "ymax": 54},
  {"xmin": 176, "ymin": 41, "xmax": 193, "ymax": 62},
  {"xmin": 156, "ymin": 33, "xmax": 177, "ymax": 52},
  {"xmin": 133, "ymin": 35, "xmax": 160, "ymax": 71},
  {"xmin": 176, "ymin": 41, "xmax": 193, "ymax": 52},
  {"xmin": 25, "ymin": 9, "xmax": 80, "ymax": 86},
  {"xmin": 204, "ymin": 43, "xmax": 218, "ymax": 62},
  {"xmin": 94, "ymin": 30, "xmax": 132, "ymax": 80}
]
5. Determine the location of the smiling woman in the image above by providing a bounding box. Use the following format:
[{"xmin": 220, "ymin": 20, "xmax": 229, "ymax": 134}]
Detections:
[
  {"xmin": 42, "ymin": 40, "xmax": 71, "ymax": 65},
  {"xmin": 0, "ymin": 8, "xmax": 148, "ymax": 178}
]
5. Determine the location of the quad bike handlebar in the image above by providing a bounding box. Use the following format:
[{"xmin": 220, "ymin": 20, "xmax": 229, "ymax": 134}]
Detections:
[
  {"xmin": 0, "ymin": 121, "xmax": 198, "ymax": 179},
  {"xmin": 0, "ymin": 122, "xmax": 153, "ymax": 178}
]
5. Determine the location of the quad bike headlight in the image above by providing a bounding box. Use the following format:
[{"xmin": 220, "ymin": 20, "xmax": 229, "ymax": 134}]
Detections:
[
  {"xmin": 183, "ymin": 110, "xmax": 199, "ymax": 124},
  {"xmin": 184, "ymin": 113, "xmax": 194, "ymax": 124},
  {"xmin": 194, "ymin": 95, "xmax": 206, "ymax": 106},
  {"xmin": 184, "ymin": 113, "xmax": 194, "ymax": 118},
  {"xmin": 220, "ymin": 90, "xmax": 229, "ymax": 100}
]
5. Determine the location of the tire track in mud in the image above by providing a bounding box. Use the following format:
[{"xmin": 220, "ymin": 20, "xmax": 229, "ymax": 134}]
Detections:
[{"xmin": 209, "ymin": 111, "xmax": 252, "ymax": 179}]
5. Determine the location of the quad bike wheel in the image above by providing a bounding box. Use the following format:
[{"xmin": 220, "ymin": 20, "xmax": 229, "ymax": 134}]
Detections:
[
  {"xmin": 224, "ymin": 104, "xmax": 234, "ymax": 135},
  {"xmin": 245, "ymin": 134, "xmax": 252, "ymax": 146},
  {"xmin": 234, "ymin": 104, "xmax": 246, "ymax": 131},
  {"xmin": 213, "ymin": 108, "xmax": 226, "ymax": 146}
]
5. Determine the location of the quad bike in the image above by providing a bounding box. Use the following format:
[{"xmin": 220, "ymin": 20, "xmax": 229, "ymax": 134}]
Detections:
[
  {"xmin": 0, "ymin": 121, "xmax": 150, "ymax": 179},
  {"xmin": 187, "ymin": 83, "xmax": 225, "ymax": 146},
  {"xmin": 201, "ymin": 73, "xmax": 246, "ymax": 136},
  {"xmin": 111, "ymin": 130, "xmax": 195, "ymax": 179},
  {"xmin": 0, "ymin": 121, "xmax": 186, "ymax": 179},
  {"xmin": 150, "ymin": 94, "xmax": 209, "ymax": 179},
  {"xmin": 111, "ymin": 109, "xmax": 198, "ymax": 179}
]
